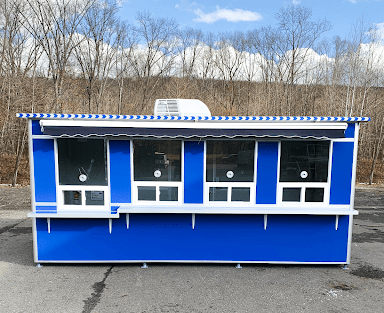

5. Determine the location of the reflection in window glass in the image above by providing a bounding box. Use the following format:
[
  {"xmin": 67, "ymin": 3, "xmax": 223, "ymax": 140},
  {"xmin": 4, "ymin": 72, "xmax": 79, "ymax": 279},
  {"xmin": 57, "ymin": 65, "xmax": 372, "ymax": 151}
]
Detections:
[
  {"xmin": 159, "ymin": 187, "xmax": 178, "ymax": 201},
  {"xmin": 280, "ymin": 141, "xmax": 329, "ymax": 182},
  {"xmin": 64, "ymin": 191, "xmax": 82, "ymax": 205},
  {"xmin": 138, "ymin": 186, "xmax": 156, "ymax": 201},
  {"xmin": 282, "ymin": 188, "xmax": 301, "ymax": 202},
  {"xmin": 85, "ymin": 191, "xmax": 104, "ymax": 206},
  {"xmin": 231, "ymin": 187, "xmax": 250, "ymax": 202},
  {"xmin": 305, "ymin": 188, "xmax": 324, "ymax": 202},
  {"xmin": 206, "ymin": 140, "xmax": 255, "ymax": 182},
  {"xmin": 58, "ymin": 139, "xmax": 108, "ymax": 186},
  {"xmin": 209, "ymin": 187, "xmax": 228, "ymax": 201},
  {"xmin": 133, "ymin": 140, "xmax": 181, "ymax": 182}
]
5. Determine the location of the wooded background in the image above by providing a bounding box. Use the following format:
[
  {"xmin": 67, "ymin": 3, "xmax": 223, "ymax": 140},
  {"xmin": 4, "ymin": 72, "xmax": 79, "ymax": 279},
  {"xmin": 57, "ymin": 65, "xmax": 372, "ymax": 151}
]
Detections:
[{"xmin": 1, "ymin": 0, "xmax": 383, "ymax": 186}]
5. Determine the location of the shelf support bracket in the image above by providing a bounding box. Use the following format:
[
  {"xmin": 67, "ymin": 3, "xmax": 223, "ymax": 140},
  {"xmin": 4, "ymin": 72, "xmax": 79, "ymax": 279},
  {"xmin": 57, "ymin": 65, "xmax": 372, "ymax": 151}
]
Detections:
[
  {"xmin": 126, "ymin": 213, "xmax": 129, "ymax": 229},
  {"xmin": 47, "ymin": 218, "xmax": 51, "ymax": 234},
  {"xmin": 109, "ymin": 218, "xmax": 112, "ymax": 234},
  {"xmin": 335, "ymin": 215, "xmax": 339, "ymax": 230},
  {"xmin": 264, "ymin": 214, "xmax": 268, "ymax": 230},
  {"xmin": 192, "ymin": 213, "xmax": 195, "ymax": 229}
]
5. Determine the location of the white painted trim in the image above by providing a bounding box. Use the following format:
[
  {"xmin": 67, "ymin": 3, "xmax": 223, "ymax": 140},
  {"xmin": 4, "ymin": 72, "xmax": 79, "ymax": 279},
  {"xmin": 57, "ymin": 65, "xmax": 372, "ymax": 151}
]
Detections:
[
  {"xmin": 35, "ymin": 202, "xmax": 57, "ymax": 207},
  {"xmin": 32, "ymin": 217, "xmax": 38, "ymax": 262},
  {"xmin": 330, "ymin": 138, "xmax": 355, "ymax": 142},
  {"xmin": 27, "ymin": 206, "xmax": 357, "ymax": 218},
  {"xmin": 40, "ymin": 119, "xmax": 348, "ymax": 130},
  {"xmin": 33, "ymin": 260, "xmax": 349, "ymax": 264},
  {"xmin": 31, "ymin": 135, "xmax": 54, "ymax": 139},
  {"xmin": 28, "ymin": 119, "xmax": 36, "ymax": 212},
  {"xmin": 107, "ymin": 140, "xmax": 111, "ymax": 211},
  {"xmin": 253, "ymin": 141, "xmax": 258, "ymax": 203}
]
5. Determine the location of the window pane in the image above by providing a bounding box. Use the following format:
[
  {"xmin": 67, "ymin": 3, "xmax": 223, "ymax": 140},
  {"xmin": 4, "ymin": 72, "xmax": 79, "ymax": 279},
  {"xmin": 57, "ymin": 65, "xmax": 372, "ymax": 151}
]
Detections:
[
  {"xmin": 159, "ymin": 187, "xmax": 178, "ymax": 201},
  {"xmin": 58, "ymin": 139, "xmax": 108, "ymax": 186},
  {"xmin": 64, "ymin": 191, "xmax": 82, "ymax": 205},
  {"xmin": 282, "ymin": 188, "xmax": 301, "ymax": 202},
  {"xmin": 133, "ymin": 140, "xmax": 181, "ymax": 181},
  {"xmin": 305, "ymin": 188, "xmax": 324, "ymax": 202},
  {"xmin": 209, "ymin": 187, "xmax": 228, "ymax": 201},
  {"xmin": 138, "ymin": 186, "xmax": 156, "ymax": 201},
  {"xmin": 85, "ymin": 191, "xmax": 104, "ymax": 206},
  {"xmin": 206, "ymin": 140, "xmax": 255, "ymax": 182},
  {"xmin": 231, "ymin": 187, "xmax": 250, "ymax": 202},
  {"xmin": 280, "ymin": 141, "xmax": 329, "ymax": 182}
]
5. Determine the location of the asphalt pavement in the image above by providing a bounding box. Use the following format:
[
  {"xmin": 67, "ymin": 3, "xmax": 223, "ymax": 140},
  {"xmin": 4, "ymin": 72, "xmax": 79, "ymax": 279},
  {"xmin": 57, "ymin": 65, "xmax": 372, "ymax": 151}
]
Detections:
[{"xmin": 0, "ymin": 186, "xmax": 383, "ymax": 313}]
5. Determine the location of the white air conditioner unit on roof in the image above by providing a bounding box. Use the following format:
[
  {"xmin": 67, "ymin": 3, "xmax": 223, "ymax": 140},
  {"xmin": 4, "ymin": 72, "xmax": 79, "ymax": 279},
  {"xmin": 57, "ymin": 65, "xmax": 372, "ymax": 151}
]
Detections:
[{"xmin": 154, "ymin": 99, "xmax": 211, "ymax": 117}]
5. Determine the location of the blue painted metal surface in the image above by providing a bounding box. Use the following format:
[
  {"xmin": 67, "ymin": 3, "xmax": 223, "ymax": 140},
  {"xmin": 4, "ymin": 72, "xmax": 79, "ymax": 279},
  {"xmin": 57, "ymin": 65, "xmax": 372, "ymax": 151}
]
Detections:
[
  {"xmin": 330, "ymin": 142, "xmax": 354, "ymax": 205},
  {"xmin": 344, "ymin": 123, "xmax": 356, "ymax": 138},
  {"xmin": 36, "ymin": 206, "xmax": 57, "ymax": 213},
  {"xmin": 31, "ymin": 120, "xmax": 43, "ymax": 135},
  {"xmin": 35, "ymin": 214, "xmax": 349, "ymax": 262},
  {"xmin": 33, "ymin": 139, "xmax": 56, "ymax": 202},
  {"xmin": 256, "ymin": 142, "xmax": 278, "ymax": 204},
  {"xmin": 184, "ymin": 141, "xmax": 204, "ymax": 203},
  {"xmin": 109, "ymin": 140, "xmax": 131, "ymax": 204}
]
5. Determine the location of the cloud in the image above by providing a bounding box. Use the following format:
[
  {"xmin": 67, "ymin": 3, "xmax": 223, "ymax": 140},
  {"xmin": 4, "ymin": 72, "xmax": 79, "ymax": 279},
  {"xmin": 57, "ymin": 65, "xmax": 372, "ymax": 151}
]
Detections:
[
  {"xmin": 292, "ymin": 0, "xmax": 300, "ymax": 4},
  {"xmin": 193, "ymin": 6, "xmax": 262, "ymax": 24},
  {"xmin": 375, "ymin": 22, "xmax": 384, "ymax": 41}
]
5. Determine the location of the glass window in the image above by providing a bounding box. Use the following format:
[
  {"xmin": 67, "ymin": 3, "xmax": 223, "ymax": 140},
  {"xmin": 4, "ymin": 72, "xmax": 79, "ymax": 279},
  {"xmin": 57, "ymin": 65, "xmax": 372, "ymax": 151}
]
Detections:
[
  {"xmin": 63, "ymin": 191, "xmax": 82, "ymax": 205},
  {"xmin": 133, "ymin": 140, "xmax": 181, "ymax": 182},
  {"xmin": 85, "ymin": 191, "xmax": 104, "ymax": 206},
  {"xmin": 305, "ymin": 188, "xmax": 324, "ymax": 202},
  {"xmin": 159, "ymin": 187, "xmax": 178, "ymax": 201},
  {"xmin": 231, "ymin": 187, "xmax": 250, "ymax": 202},
  {"xmin": 280, "ymin": 141, "xmax": 329, "ymax": 182},
  {"xmin": 206, "ymin": 140, "xmax": 255, "ymax": 182},
  {"xmin": 138, "ymin": 186, "xmax": 156, "ymax": 201},
  {"xmin": 209, "ymin": 187, "xmax": 228, "ymax": 201},
  {"xmin": 58, "ymin": 139, "xmax": 108, "ymax": 186},
  {"xmin": 282, "ymin": 188, "xmax": 301, "ymax": 202}
]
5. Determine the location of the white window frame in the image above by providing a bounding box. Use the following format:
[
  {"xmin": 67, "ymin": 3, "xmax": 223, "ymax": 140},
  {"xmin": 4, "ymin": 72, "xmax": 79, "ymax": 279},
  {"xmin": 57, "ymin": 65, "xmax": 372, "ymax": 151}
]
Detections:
[
  {"xmin": 204, "ymin": 140, "xmax": 257, "ymax": 205},
  {"xmin": 277, "ymin": 140, "xmax": 333, "ymax": 206},
  {"xmin": 277, "ymin": 182, "xmax": 329, "ymax": 205},
  {"xmin": 55, "ymin": 138, "xmax": 111, "ymax": 212},
  {"xmin": 131, "ymin": 140, "xmax": 184, "ymax": 205}
]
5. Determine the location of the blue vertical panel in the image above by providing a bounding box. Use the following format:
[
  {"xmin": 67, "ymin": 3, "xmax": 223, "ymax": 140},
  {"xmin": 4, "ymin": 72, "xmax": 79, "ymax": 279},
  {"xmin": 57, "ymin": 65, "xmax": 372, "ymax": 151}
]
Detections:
[
  {"xmin": 256, "ymin": 142, "xmax": 278, "ymax": 204},
  {"xmin": 330, "ymin": 142, "xmax": 354, "ymax": 204},
  {"xmin": 33, "ymin": 139, "xmax": 56, "ymax": 202},
  {"xmin": 184, "ymin": 141, "xmax": 204, "ymax": 203},
  {"xmin": 344, "ymin": 123, "xmax": 356, "ymax": 138},
  {"xmin": 109, "ymin": 140, "xmax": 131, "ymax": 204},
  {"xmin": 32, "ymin": 120, "xmax": 43, "ymax": 135}
]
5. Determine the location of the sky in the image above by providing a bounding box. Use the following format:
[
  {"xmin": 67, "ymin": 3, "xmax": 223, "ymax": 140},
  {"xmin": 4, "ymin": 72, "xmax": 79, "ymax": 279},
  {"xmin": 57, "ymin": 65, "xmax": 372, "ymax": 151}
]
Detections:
[{"xmin": 117, "ymin": 0, "xmax": 384, "ymax": 42}]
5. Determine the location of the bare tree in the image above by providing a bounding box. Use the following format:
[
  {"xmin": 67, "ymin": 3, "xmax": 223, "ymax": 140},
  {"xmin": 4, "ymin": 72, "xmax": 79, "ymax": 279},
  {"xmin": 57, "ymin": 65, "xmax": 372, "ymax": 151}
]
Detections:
[{"xmin": 21, "ymin": 0, "xmax": 95, "ymax": 111}]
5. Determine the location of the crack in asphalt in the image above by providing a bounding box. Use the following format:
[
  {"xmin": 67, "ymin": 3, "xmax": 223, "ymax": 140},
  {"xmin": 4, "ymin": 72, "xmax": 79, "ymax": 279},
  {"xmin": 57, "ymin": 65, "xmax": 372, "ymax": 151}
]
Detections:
[
  {"xmin": 0, "ymin": 220, "xmax": 28, "ymax": 235},
  {"xmin": 82, "ymin": 266, "xmax": 114, "ymax": 313}
]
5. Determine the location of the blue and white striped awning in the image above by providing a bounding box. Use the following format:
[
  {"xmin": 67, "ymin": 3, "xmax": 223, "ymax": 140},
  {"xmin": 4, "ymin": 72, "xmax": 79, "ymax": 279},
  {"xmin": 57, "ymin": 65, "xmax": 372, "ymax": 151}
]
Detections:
[
  {"xmin": 19, "ymin": 113, "xmax": 369, "ymax": 139},
  {"xmin": 17, "ymin": 113, "xmax": 370, "ymax": 122}
]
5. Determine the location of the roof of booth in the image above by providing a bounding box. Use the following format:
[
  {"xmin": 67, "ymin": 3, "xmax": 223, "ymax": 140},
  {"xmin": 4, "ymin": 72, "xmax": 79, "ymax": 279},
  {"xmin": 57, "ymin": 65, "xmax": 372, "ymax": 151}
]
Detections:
[
  {"xmin": 19, "ymin": 113, "xmax": 370, "ymax": 139},
  {"xmin": 17, "ymin": 113, "xmax": 370, "ymax": 122}
]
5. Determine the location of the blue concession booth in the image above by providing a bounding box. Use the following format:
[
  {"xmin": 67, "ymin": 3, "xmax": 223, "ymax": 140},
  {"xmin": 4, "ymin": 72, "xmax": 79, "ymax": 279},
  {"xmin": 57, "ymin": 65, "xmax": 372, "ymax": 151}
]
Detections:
[{"xmin": 18, "ymin": 99, "xmax": 370, "ymax": 265}]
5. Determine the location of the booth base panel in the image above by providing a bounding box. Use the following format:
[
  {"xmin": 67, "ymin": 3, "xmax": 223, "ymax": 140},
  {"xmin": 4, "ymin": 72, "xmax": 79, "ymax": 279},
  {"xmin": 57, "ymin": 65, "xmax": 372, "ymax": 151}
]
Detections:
[{"xmin": 34, "ymin": 214, "xmax": 350, "ymax": 263}]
